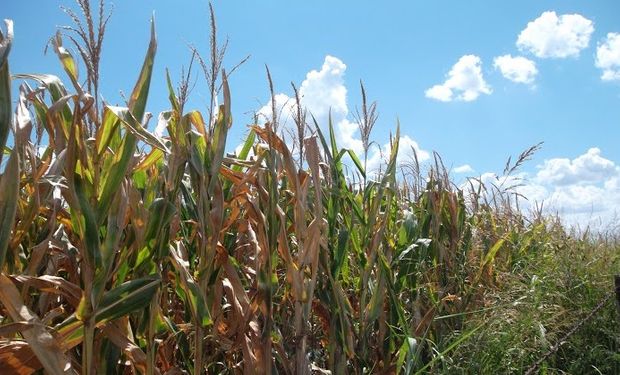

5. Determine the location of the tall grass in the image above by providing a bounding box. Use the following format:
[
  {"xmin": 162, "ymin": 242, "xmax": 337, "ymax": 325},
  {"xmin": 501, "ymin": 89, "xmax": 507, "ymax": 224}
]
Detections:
[{"xmin": 0, "ymin": 2, "xmax": 618, "ymax": 374}]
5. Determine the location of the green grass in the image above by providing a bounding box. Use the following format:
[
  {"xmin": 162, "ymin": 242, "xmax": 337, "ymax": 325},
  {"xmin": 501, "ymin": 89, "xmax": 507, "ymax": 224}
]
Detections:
[{"xmin": 446, "ymin": 225, "xmax": 620, "ymax": 374}]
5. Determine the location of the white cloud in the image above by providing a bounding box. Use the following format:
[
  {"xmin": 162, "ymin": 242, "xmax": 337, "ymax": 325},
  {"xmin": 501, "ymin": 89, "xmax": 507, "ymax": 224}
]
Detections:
[
  {"xmin": 257, "ymin": 55, "xmax": 430, "ymax": 173},
  {"xmin": 468, "ymin": 148, "xmax": 620, "ymax": 230},
  {"xmin": 532, "ymin": 149, "xmax": 620, "ymax": 226},
  {"xmin": 493, "ymin": 55, "xmax": 538, "ymax": 84},
  {"xmin": 425, "ymin": 55, "xmax": 492, "ymax": 102},
  {"xmin": 366, "ymin": 135, "xmax": 430, "ymax": 173},
  {"xmin": 257, "ymin": 56, "xmax": 360, "ymax": 153},
  {"xmin": 471, "ymin": 171, "xmax": 544, "ymax": 201},
  {"xmin": 454, "ymin": 164, "xmax": 474, "ymax": 174},
  {"xmin": 596, "ymin": 32, "xmax": 620, "ymax": 82},
  {"xmin": 549, "ymin": 184, "xmax": 609, "ymax": 214},
  {"xmin": 299, "ymin": 56, "xmax": 348, "ymax": 120},
  {"xmin": 337, "ymin": 118, "xmax": 364, "ymax": 156},
  {"xmin": 517, "ymin": 11, "xmax": 594, "ymax": 58},
  {"xmin": 257, "ymin": 93, "xmax": 296, "ymax": 128},
  {"xmin": 425, "ymin": 85, "xmax": 453, "ymax": 102},
  {"xmin": 535, "ymin": 148, "xmax": 619, "ymax": 186}
]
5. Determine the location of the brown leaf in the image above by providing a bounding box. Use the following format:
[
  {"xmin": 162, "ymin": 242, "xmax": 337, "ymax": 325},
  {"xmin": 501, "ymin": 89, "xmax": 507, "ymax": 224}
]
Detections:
[
  {"xmin": 0, "ymin": 274, "xmax": 74, "ymax": 374},
  {"xmin": 102, "ymin": 320, "xmax": 160, "ymax": 375},
  {"xmin": 11, "ymin": 275, "xmax": 82, "ymax": 308},
  {"xmin": 0, "ymin": 340, "xmax": 39, "ymax": 375}
]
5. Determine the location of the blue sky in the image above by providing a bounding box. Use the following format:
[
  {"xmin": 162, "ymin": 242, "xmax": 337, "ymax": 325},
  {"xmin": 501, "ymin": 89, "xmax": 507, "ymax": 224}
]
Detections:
[{"xmin": 4, "ymin": 1, "xmax": 620, "ymax": 227}]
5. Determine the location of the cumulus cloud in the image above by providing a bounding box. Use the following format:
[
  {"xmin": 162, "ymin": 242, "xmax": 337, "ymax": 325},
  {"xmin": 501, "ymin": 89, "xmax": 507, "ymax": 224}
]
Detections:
[
  {"xmin": 530, "ymin": 148, "xmax": 620, "ymax": 226},
  {"xmin": 366, "ymin": 135, "xmax": 430, "ymax": 173},
  {"xmin": 470, "ymin": 171, "xmax": 549, "ymax": 204},
  {"xmin": 549, "ymin": 184, "xmax": 609, "ymax": 215},
  {"xmin": 517, "ymin": 11, "xmax": 594, "ymax": 58},
  {"xmin": 469, "ymin": 148, "xmax": 620, "ymax": 230},
  {"xmin": 425, "ymin": 85, "xmax": 453, "ymax": 102},
  {"xmin": 535, "ymin": 148, "xmax": 619, "ymax": 186},
  {"xmin": 454, "ymin": 164, "xmax": 474, "ymax": 174},
  {"xmin": 257, "ymin": 55, "xmax": 430, "ymax": 173},
  {"xmin": 257, "ymin": 93, "xmax": 296, "ymax": 127},
  {"xmin": 493, "ymin": 55, "xmax": 538, "ymax": 84},
  {"xmin": 299, "ymin": 56, "xmax": 348, "ymax": 120},
  {"xmin": 595, "ymin": 32, "xmax": 620, "ymax": 82},
  {"xmin": 257, "ymin": 56, "xmax": 362, "ymax": 153},
  {"xmin": 425, "ymin": 55, "xmax": 492, "ymax": 102}
]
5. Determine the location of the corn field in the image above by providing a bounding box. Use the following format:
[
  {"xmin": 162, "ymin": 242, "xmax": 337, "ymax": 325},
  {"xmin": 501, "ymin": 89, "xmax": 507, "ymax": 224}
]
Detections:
[{"xmin": 1, "ymin": 2, "xmax": 618, "ymax": 375}]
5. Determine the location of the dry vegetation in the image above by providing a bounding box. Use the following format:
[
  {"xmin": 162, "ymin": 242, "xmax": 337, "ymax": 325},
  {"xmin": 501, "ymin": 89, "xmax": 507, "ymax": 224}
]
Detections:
[{"xmin": 0, "ymin": 2, "xmax": 618, "ymax": 374}]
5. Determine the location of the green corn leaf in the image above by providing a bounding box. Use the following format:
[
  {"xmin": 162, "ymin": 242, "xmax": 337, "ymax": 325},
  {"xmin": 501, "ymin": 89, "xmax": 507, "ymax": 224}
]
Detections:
[
  {"xmin": 143, "ymin": 198, "xmax": 176, "ymax": 248},
  {"xmin": 208, "ymin": 70, "xmax": 231, "ymax": 195},
  {"xmin": 134, "ymin": 148, "xmax": 164, "ymax": 172},
  {"xmin": 75, "ymin": 175, "xmax": 102, "ymax": 273},
  {"xmin": 382, "ymin": 123, "xmax": 400, "ymax": 183},
  {"xmin": 232, "ymin": 129, "xmax": 255, "ymax": 173},
  {"xmin": 93, "ymin": 183, "xmax": 129, "ymax": 302},
  {"xmin": 328, "ymin": 111, "xmax": 338, "ymax": 157},
  {"xmin": 165, "ymin": 68, "xmax": 180, "ymax": 114},
  {"xmin": 52, "ymin": 32, "xmax": 80, "ymax": 92},
  {"xmin": 331, "ymin": 228, "xmax": 349, "ymax": 279},
  {"xmin": 312, "ymin": 114, "xmax": 332, "ymax": 161},
  {"xmin": 0, "ymin": 151, "xmax": 18, "ymax": 270},
  {"xmin": 128, "ymin": 18, "xmax": 157, "ymax": 122},
  {"xmin": 334, "ymin": 148, "xmax": 347, "ymax": 164},
  {"xmin": 473, "ymin": 237, "xmax": 506, "ymax": 285},
  {"xmin": 98, "ymin": 19, "xmax": 157, "ymax": 220},
  {"xmin": 97, "ymin": 132, "xmax": 135, "ymax": 221},
  {"xmin": 483, "ymin": 237, "xmax": 505, "ymax": 266},
  {"xmin": 169, "ymin": 243, "xmax": 213, "ymax": 327},
  {"xmin": 347, "ymin": 148, "xmax": 366, "ymax": 178},
  {"xmin": 185, "ymin": 110, "xmax": 207, "ymax": 140},
  {"xmin": 96, "ymin": 276, "xmax": 160, "ymax": 324},
  {"xmin": 378, "ymin": 249, "xmax": 408, "ymax": 332},
  {"xmin": 57, "ymin": 276, "xmax": 161, "ymax": 345},
  {"xmin": 346, "ymin": 194, "xmax": 366, "ymax": 225},
  {"xmin": 96, "ymin": 106, "xmax": 121, "ymax": 155},
  {"xmin": 105, "ymin": 105, "xmax": 168, "ymax": 153}
]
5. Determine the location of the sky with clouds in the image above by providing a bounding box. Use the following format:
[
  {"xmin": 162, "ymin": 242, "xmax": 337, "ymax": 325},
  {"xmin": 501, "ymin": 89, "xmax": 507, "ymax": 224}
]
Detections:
[{"xmin": 4, "ymin": 0, "xmax": 620, "ymax": 228}]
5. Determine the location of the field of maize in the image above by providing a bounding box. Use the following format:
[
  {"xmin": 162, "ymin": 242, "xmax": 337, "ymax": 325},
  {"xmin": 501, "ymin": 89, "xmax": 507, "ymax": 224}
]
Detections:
[{"xmin": 0, "ymin": 2, "xmax": 618, "ymax": 374}]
